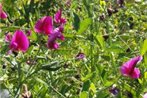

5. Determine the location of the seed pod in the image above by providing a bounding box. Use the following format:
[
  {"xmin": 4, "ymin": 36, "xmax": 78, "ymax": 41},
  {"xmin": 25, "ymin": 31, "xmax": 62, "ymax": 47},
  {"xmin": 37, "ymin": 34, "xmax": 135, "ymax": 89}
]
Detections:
[
  {"xmin": 107, "ymin": 7, "xmax": 114, "ymax": 16},
  {"xmin": 126, "ymin": 48, "xmax": 131, "ymax": 52},
  {"xmin": 117, "ymin": 0, "xmax": 124, "ymax": 7},
  {"xmin": 103, "ymin": 34, "xmax": 109, "ymax": 41},
  {"xmin": 109, "ymin": 85, "xmax": 119, "ymax": 95},
  {"xmin": 2, "ymin": 64, "xmax": 6, "ymax": 69},
  {"xmin": 99, "ymin": 14, "xmax": 106, "ymax": 21}
]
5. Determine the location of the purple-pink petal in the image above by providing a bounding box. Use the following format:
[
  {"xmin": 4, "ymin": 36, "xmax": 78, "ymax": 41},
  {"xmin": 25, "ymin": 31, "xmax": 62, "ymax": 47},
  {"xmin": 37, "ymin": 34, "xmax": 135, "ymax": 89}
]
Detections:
[
  {"xmin": 0, "ymin": 4, "xmax": 7, "ymax": 19},
  {"xmin": 130, "ymin": 68, "xmax": 140, "ymax": 79},
  {"xmin": 120, "ymin": 56, "xmax": 142, "ymax": 79},
  {"xmin": 47, "ymin": 27, "xmax": 64, "ymax": 49},
  {"xmin": 0, "ymin": 11, "xmax": 7, "ymax": 19},
  {"xmin": 54, "ymin": 10, "xmax": 66, "ymax": 24},
  {"xmin": 10, "ymin": 30, "xmax": 29, "ymax": 52},
  {"xmin": 122, "ymin": 56, "xmax": 142, "ymax": 71},
  {"xmin": 35, "ymin": 16, "xmax": 53, "ymax": 35},
  {"xmin": 55, "ymin": 10, "xmax": 61, "ymax": 23}
]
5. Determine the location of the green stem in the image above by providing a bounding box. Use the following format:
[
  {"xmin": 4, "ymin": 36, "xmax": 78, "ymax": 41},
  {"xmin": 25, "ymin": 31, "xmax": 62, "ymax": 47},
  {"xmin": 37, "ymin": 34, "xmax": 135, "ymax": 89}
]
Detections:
[
  {"xmin": 50, "ymin": 84, "xmax": 66, "ymax": 98},
  {"xmin": 14, "ymin": 63, "xmax": 22, "ymax": 98}
]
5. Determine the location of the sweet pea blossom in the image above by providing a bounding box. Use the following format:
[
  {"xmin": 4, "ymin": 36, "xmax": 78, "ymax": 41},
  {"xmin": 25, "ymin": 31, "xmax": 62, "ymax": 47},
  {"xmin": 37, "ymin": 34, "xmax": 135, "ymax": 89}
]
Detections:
[
  {"xmin": 120, "ymin": 56, "xmax": 143, "ymax": 79},
  {"xmin": 47, "ymin": 26, "xmax": 64, "ymax": 49},
  {"xmin": 10, "ymin": 30, "xmax": 29, "ymax": 52},
  {"xmin": 35, "ymin": 16, "xmax": 53, "ymax": 35},
  {"xmin": 35, "ymin": 9, "xmax": 66, "ymax": 49},
  {"xmin": 0, "ymin": 3, "xmax": 7, "ymax": 19},
  {"xmin": 54, "ymin": 10, "xmax": 66, "ymax": 24}
]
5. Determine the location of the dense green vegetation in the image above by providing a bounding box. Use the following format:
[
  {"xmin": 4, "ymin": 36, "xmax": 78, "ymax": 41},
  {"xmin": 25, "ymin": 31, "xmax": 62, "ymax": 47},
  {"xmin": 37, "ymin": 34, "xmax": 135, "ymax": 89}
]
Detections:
[{"xmin": 0, "ymin": 0, "xmax": 147, "ymax": 98}]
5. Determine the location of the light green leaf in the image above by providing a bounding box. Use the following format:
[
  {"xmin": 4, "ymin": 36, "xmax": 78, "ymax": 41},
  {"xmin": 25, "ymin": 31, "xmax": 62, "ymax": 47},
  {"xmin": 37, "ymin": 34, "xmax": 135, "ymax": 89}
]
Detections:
[
  {"xmin": 89, "ymin": 83, "xmax": 96, "ymax": 93},
  {"xmin": 95, "ymin": 35, "xmax": 105, "ymax": 49},
  {"xmin": 29, "ymin": 31, "xmax": 37, "ymax": 41},
  {"xmin": 81, "ymin": 73, "xmax": 93, "ymax": 82},
  {"xmin": 141, "ymin": 39, "xmax": 147, "ymax": 55},
  {"xmin": 73, "ymin": 12, "xmax": 80, "ymax": 31},
  {"xmin": 41, "ymin": 61, "xmax": 61, "ymax": 71},
  {"xmin": 144, "ymin": 72, "xmax": 147, "ymax": 79},
  {"xmin": 78, "ymin": 18, "xmax": 92, "ymax": 34},
  {"xmin": 35, "ymin": 78, "xmax": 48, "ymax": 86},
  {"xmin": 80, "ymin": 91, "xmax": 88, "ymax": 98}
]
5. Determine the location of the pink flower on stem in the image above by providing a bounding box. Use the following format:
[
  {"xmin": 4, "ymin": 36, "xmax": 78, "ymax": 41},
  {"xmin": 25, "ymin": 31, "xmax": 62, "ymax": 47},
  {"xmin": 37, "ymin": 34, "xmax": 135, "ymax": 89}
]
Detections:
[
  {"xmin": 35, "ymin": 16, "xmax": 53, "ymax": 35},
  {"xmin": 54, "ymin": 10, "xmax": 66, "ymax": 25},
  {"xmin": 10, "ymin": 30, "xmax": 29, "ymax": 52},
  {"xmin": 47, "ymin": 27, "xmax": 64, "ymax": 49},
  {"xmin": 0, "ymin": 3, "xmax": 7, "ymax": 19},
  {"xmin": 120, "ymin": 56, "xmax": 143, "ymax": 79}
]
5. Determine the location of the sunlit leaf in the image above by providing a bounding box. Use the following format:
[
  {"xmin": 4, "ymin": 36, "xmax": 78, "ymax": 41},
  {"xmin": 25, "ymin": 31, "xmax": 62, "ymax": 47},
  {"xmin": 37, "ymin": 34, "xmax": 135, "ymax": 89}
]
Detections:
[
  {"xmin": 141, "ymin": 39, "xmax": 147, "ymax": 55},
  {"xmin": 89, "ymin": 83, "xmax": 96, "ymax": 93},
  {"xmin": 78, "ymin": 18, "xmax": 92, "ymax": 34},
  {"xmin": 73, "ymin": 12, "xmax": 80, "ymax": 31},
  {"xmin": 80, "ymin": 91, "xmax": 88, "ymax": 98}
]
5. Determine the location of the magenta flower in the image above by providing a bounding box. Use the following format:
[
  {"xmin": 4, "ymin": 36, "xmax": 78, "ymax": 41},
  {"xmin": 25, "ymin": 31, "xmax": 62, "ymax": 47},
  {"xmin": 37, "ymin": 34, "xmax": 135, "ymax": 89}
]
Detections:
[
  {"xmin": 0, "ymin": 3, "xmax": 7, "ymax": 19},
  {"xmin": 120, "ymin": 56, "xmax": 143, "ymax": 79},
  {"xmin": 35, "ymin": 16, "xmax": 53, "ymax": 35},
  {"xmin": 10, "ymin": 30, "xmax": 29, "ymax": 52},
  {"xmin": 54, "ymin": 10, "xmax": 66, "ymax": 24},
  {"xmin": 47, "ymin": 27, "xmax": 64, "ymax": 49}
]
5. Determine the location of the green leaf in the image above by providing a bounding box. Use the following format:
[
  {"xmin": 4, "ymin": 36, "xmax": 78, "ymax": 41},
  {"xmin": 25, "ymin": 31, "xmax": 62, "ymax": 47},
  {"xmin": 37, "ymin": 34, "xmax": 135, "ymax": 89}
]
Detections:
[
  {"xmin": 141, "ymin": 39, "xmax": 147, "ymax": 55},
  {"xmin": 35, "ymin": 78, "xmax": 48, "ymax": 86},
  {"xmin": 95, "ymin": 34, "xmax": 105, "ymax": 49},
  {"xmin": 41, "ymin": 61, "xmax": 62, "ymax": 71},
  {"xmin": 73, "ymin": 12, "xmax": 80, "ymax": 31},
  {"xmin": 82, "ymin": 80, "xmax": 90, "ymax": 91},
  {"xmin": 106, "ymin": 45, "xmax": 123, "ymax": 53},
  {"xmin": 81, "ymin": 73, "xmax": 93, "ymax": 82},
  {"xmin": 100, "ymin": 0, "xmax": 106, "ymax": 6},
  {"xmin": 78, "ymin": 18, "xmax": 92, "ymax": 34},
  {"xmin": 27, "ymin": 45, "xmax": 34, "ymax": 54},
  {"xmin": 60, "ymin": 85, "xmax": 72, "ymax": 95},
  {"xmin": 89, "ymin": 83, "xmax": 96, "ymax": 93},
  {"xmin": 144, "ymin": 72, "xmax": 147, "ymax": 79},
  {"xmin": 138, "ymin": 79, "xmax": 143, "ymax": 84},
  {"xmin": 29, "ymin": 31, "xmax": 37, "ymax": 41},
  {"xmin": 144, "ymin": 53, "xmax": 147, "ymax": 65},
  {"xmin": 80, "ymin": 91, "xmax": 88, "ymax": 98},
  {"xmin": 104, "ymin": 81, "xmax": 114, "ymax": 87}
]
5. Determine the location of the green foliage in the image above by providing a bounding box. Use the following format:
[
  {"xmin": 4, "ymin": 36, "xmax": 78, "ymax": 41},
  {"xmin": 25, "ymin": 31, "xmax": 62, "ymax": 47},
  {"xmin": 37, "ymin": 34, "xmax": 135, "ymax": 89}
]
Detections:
[
  {"xmin": 78, "ymin": 18, "xmax": 92, "ymax": 34},
  {"xmin": 0, "ymin": 0, "xmax": 147, "ymax": 98},
  {"xmin": 141, "ymin": 39, "xmax": 147, "ymax": 55}
]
